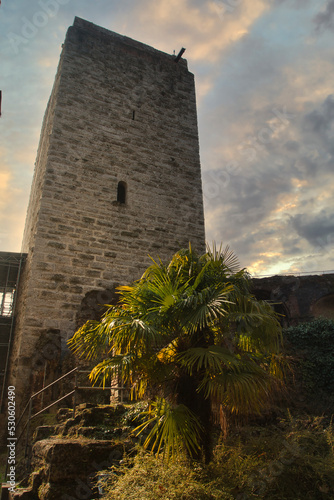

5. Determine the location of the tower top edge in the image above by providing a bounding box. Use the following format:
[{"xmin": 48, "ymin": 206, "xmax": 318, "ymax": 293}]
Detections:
[{"xmin": 72, "ymin": 17, "xmax": 188, "ymax": 69}]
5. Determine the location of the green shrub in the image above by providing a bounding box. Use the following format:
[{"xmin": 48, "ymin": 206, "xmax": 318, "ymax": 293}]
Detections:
[
  {"xmin": 99, "ymin": 415, "xmax": 334, "ymax": 500},
  {"xmin": 247, "ymin": 416, "xmax": 334, "ymax": 499},
  {"xmin": 99, "ymin": 450, "xmax": 233, "ymax": 500},
  {"xmin": 284, "ymin": 318, "xmax": 334, "ymax": 395}
]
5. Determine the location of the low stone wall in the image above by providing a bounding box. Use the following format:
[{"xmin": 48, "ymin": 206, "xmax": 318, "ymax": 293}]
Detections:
[{"xmin": 252, "ymin": 274, "xmax": 334, "ymax": 326}]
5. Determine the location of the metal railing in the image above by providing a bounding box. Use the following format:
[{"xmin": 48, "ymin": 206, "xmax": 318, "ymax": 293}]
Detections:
[
  {"xmin": 251, "ymin": 270, "xmax": 334, "ymax": 278},
  {"xmin": 4, "ymin": 367, "xmax": 126, "ymax": 480}
]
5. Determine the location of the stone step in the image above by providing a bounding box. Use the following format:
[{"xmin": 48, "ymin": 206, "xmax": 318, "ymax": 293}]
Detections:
[
  {"xmin": 8, "ymin": 487, "xmax": 35, "ymax": 499},
  {"xmin": 0, "ymin": 484, "xmax": 11, "ymax": 500},
  {"xmin": 31, "ymin": 437, "xmax": 126, "ymax": 499}
]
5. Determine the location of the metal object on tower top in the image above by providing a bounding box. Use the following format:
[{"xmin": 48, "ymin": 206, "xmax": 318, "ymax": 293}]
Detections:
[{"xmin": 174, "ymin": 48, "xmax": 186, "ymax": 63}]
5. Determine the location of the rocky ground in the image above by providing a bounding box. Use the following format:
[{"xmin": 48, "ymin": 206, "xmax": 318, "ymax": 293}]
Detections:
[{"xmin": 4, "ymin": 403, "xmax": 141, "ymax": 500}]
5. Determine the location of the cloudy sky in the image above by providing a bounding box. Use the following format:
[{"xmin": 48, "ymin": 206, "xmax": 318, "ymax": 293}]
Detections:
[{"xmin": 1, "ymin": 0, "xmax": 334, "ymax": 276}]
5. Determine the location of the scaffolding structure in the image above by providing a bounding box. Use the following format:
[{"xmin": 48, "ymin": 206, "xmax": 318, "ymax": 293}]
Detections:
[{"xmin": 0, "ymin": 252, "xmax": 26, "ymax": 412}]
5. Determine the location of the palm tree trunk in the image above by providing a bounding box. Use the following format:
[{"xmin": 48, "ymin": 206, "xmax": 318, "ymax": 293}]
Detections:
[{"xmin": 176, "ymin": 370, "xmax": 212, "ymax": 463}]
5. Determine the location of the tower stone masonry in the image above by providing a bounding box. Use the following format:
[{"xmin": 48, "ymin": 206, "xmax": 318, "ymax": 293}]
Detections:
[{"xmin": 10, "ymin": 17, "xmax": 206, "ymax": 405}]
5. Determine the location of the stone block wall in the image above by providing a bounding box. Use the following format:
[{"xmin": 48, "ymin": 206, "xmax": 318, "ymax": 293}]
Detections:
[
  {"xmin": 252, "ymin": 273, "xmax": 334, "ymax": 326},
  {"xmin": 9, "ymin": 17, "xmax": 206, "ymax": 407}
]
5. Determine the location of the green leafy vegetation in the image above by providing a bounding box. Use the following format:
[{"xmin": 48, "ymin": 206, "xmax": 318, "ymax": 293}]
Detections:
[
  {"xmin": 284, "ymin": 318, "xmax": 334, "ymax": 404},
  {"xmin": 99, "ymin": 415, "xmax": 334, "ymax": 500},
  {"xmin": 98, "ymin": 450, "xmax": 233, "ymax": 500},
  {"xmin": 67, "ymin": 249, "xmax": 334, "ymax": 498},
  {"xmin": 69, "ymin": 244, "xmax": 284, "ymax": 461}
]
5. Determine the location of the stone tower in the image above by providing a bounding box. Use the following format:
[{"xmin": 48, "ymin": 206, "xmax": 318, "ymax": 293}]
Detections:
[{"xmin": 10, "ymin": 18, "xmax": 206, "ymax": 404}]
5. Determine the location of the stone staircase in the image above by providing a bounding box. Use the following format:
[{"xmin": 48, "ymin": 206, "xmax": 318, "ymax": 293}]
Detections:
[{"xmin": 2, "ymin": 403, "xmax": 139, "ymax": 500}]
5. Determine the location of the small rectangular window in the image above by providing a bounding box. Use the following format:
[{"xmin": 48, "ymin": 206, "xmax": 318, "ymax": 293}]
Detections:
[{"xmin": 117, "ymin": 181, "xmax": 126, "ymax": 204}]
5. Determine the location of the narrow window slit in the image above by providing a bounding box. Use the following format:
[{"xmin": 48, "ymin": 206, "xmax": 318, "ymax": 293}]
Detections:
[{"xmin": 117, "ymin": 181, "xmax": 126, "ymax": 204}]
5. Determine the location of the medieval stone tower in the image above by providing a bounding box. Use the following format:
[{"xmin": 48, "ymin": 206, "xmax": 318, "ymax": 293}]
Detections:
[{"xmin": 9, "ymin": 17, "xmax": 206, "ymax": 404}]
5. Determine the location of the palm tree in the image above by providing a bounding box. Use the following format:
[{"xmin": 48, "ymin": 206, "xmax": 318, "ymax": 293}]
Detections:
[{"xmin": 68, "ymin": 244, "xmax": 284, "ymax": 462}]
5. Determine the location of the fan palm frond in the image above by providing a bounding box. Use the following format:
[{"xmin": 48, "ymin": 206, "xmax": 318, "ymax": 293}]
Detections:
[
  {"xmin": 199, "ymin": 362, "xmax": 273, "ymax": 414},
  {"xmin": 227, "ymin": 294, "xmax": 283, "ymax": 353},
  {"xmin": 89, "ymin": 353, "xmax": 134, "ymax": 388},
  {"xmin": 178, "ymin": 285, "xmax": 234, "ymax": 334},
  {"xmin": 205, "ymin": 242, "xmax": 241, "ymax": 275},
  {"xmin": 68, "ymin": 319, "xmax": 112, "ymax": 360},
  {"xmin": 134, "ymin": 398, "xmax": 203, "ymax": 460},
  {"xmin": 177, "ymin": 346, "xmax": 240, "ymax": 375}
]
